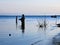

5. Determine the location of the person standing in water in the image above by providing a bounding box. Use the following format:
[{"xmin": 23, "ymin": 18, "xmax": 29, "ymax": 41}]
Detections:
[{"xmin": 19, "ymin": 14, "xmax": 25, "ymax": 33}]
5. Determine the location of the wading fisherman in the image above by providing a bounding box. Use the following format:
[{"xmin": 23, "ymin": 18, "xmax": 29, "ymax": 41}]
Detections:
[{"xmin": 19, "ymin": 14, "xmax": 25, "ymax": 31}]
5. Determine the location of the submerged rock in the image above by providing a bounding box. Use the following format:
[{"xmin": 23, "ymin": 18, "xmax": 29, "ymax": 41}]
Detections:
[{"xmin": 9, "ymin": 34, "xmax": 11, "ymax": 36}]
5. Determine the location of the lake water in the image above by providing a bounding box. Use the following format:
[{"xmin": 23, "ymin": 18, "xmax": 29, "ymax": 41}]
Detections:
[{"xmin": 0, "ymin": 16, "xmax": 60, "ymax": 45}]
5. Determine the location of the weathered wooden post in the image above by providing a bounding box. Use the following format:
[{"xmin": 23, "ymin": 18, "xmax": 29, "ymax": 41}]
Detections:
[{"xmin": 16, "ymin": 16, "xmax": 18, "ymax": 24}]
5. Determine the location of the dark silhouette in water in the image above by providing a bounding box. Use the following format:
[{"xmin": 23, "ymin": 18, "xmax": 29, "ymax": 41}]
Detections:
[
  {"xmin": 56, "ymin": 24, "xmax": 60, "ymax": 27},
  {"xmin": 16, "ymin": 16, "xmax": 18, "ymax": 24},
  {"xmin": 39, "ymin": 24, "xmax": 43, "ymax": 28},
  {"xmin": 16, "ymin": 16, "xmax": 18, "ymax": 29},
  {"xmin": 22, "ymin": 29, "xmax": 25, "ymax": 34},
  {"xmin": 9, "ymin": 34, "xmax": 11, "ymax": 36},
  {"xmin": 19, "ymin": 14, "xmax": 25, "ymax": 33},
  {"xmin": 37, "ymin": 19, "xmax": 43, "ymax": 28},
  {"xmin": 37, "ymin": 16, "xmax": 46, "ymax": 29},
  {"xmin": 51, "ymin": 15, "xmax": 57, "ymax": 18}
]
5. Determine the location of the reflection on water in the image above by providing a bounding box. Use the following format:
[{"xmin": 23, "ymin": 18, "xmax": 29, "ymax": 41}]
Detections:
[
  {"xmin": 16, "ymin": 15, "xmax": 25, "ymax": 34},
  {"xmin": 16, "ymin": 22, "xmax": 25, "ymax": 34},
  {"xmin": 0, "ymin": 16, "xmax": 60, "ymax": 45}
]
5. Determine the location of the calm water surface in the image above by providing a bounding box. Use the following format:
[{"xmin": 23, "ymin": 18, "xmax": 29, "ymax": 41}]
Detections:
[{"xmin": 0, "ymin": 16, "xmax": 60, "ymax": 45}]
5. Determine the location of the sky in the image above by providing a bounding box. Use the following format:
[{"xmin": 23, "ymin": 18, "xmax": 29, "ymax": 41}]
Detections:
[{"xmin": 0, "ymin": 0, "xmax": 60, "ymax": 15}]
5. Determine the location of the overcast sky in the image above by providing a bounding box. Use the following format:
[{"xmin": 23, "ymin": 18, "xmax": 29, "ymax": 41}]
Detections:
[{"xmin": 0, "ymin": 0, "xmax": 60, "ymax": 15}]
